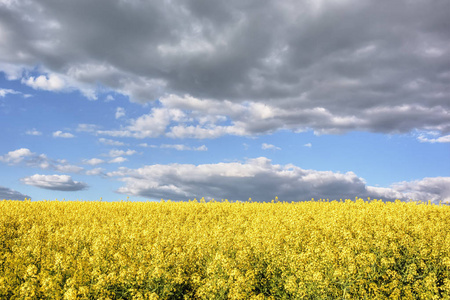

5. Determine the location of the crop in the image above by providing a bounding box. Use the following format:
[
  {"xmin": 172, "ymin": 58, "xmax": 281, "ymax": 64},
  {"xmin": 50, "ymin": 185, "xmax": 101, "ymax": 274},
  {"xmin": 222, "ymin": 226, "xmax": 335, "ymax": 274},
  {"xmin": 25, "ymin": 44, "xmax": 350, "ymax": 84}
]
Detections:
[{"xmin": 1, "ymin": 198, "xmax": 449, "ymax": 299}]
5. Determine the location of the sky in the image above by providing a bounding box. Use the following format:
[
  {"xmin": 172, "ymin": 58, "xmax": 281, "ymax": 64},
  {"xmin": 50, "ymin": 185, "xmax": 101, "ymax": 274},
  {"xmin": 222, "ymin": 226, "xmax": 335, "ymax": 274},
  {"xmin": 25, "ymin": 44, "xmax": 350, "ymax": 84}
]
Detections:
[{"xmin": 0, "ymin": 0, "xmax": 449, "ymax": 203}]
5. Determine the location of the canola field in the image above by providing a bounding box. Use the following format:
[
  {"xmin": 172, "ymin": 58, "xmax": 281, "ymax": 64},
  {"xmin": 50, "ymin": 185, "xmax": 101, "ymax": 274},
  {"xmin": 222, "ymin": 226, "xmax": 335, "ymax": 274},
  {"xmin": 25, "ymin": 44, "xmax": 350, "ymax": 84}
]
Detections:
[{"xmin": 1, "ymin": 198, "xmax": 450, "ymax": 300}]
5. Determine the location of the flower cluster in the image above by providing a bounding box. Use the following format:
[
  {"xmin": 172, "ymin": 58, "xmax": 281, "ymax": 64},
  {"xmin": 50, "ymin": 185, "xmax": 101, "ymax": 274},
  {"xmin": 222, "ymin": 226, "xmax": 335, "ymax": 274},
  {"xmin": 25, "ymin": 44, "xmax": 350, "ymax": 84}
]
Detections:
[{"xmin": 0, "ymin": 198, "xmax": 449, "ymax": 299}]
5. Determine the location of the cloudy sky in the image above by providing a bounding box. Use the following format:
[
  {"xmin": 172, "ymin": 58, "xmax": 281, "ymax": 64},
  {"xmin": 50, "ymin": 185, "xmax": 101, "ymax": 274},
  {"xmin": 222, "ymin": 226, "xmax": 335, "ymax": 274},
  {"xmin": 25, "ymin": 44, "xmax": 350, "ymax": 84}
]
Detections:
[{"xmin": 1, "ymin": 0, "xmax": 449, "ymax": 203}]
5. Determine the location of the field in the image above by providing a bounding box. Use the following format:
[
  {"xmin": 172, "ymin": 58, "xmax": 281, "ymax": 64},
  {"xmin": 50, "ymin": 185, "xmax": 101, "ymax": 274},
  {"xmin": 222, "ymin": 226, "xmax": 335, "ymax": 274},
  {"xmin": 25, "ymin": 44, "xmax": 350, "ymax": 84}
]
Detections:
[{"xmin": 1, "ymin": 198, "xmax": 450, "ymax": 299}]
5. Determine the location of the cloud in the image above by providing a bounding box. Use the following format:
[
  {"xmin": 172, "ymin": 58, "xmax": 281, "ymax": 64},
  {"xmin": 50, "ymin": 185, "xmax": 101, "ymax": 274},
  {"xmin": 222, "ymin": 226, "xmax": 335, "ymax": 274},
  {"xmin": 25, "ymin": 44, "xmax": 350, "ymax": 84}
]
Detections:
[
  {"xmin": 109, "ymin": 157, "xmax": 127, "ymax": 164},
  {"xmin": 1, "ymin": 0, "xmax": 448, "ymax": 137},
  {"xmin": 0, "ymin": 148, "xmax": 34, "ymax": 164},
  {"xmin": 76, "ymin": 124, "xmax": 100, "ymax": 133},
  {"xmin": 53, "ymin": 131, "xmax": 75, "ymax": 138},
  {"xmin": 0, "ymin": 88, "xmax": 31, "ymax": 98},
  {"xmin": 99, "ymin": 138, "xmax": 126, "ymax": 146},
  {"xmin": 85, "ymin": 153, "xmax": 132, "ymax": 165},
  {"xmin": 98, "ymin": 106, "xmax": 188, "ymax": 138},
  {"xmin": 0, "ymin": 148, "xmax": 83, "ymax": 173},
  {"xmin": 21, "ymin": 174, "xmax": 88, "ymax": 191},
  {"xmin": 137, "ymin": 143, "xmax": 207, "ymax": 151},
  {"xmin": 160, "ymin": 144, "xmax": 207, "ymax": 151},
  {"xmin": 115, "ymin": 107, "xmax": 125, "ymax": 119},
  {"xmin": 138, "ymin": 143, "xmax": 158, "ymax": 148},
  {"xmin": 0, "ymin": 88, "xmax": 20, "ymax": 97},
  {"xmin": 22, "ymin": 74, "xmax": 65, "ymax": 91},
  {"xmin": 262, "ymin": 143, "xmax": 281, "ymax": 150},
  {"xmin": 107, "ymin": 157, "xmax": 450, "ymax": 203},
  {"xmin": 390, "ymin": 177, "xmax": 450, "ymax": 204},
  {"xmin": 25, "ymin": 128, "xmax": 42, "ymax": 136},
  {"xmin": 53, "ymin": 161, "xmax": 84, "ymax": 173},
  {"xmin": 85, "ymin": 168, "xmax": 105, "ymax": 176},
  {"xmin": 97, "ymin": 95, "xmax": 450, "ymax": 140},
  {"xmin": 0, "ymin": 186, "xmax": 30, "ymax": 200},
  {"xmin": 304, "ymin": 143, "xmax": 312, "ymax": 148},
  {"xmin": 367, "ymin": 177, "xmax": 450, "ymax": 204},
  {"xmin": 83, "ymin": 158, "xmax": 105, "ymax": 166},
  {"xmin": 107, "ymin": 149, "xmax": 136, "ymax": 157},
  {"xmin": 417, "ymin": 132, "xmax": 450, "ymax": 143}
]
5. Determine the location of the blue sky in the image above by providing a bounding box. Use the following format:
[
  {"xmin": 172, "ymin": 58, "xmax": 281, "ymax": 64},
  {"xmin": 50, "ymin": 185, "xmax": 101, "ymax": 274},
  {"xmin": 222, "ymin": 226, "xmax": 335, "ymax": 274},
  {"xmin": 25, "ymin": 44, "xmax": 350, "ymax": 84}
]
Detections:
[{"xmin": 0, "ymin": 0, "xmax": 449, "ymax": 202}]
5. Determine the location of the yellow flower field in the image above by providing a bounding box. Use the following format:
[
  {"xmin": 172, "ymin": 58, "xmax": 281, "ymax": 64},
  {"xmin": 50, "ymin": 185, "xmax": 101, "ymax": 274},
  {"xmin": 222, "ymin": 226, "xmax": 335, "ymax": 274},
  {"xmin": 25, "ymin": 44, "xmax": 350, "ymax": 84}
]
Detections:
[{"xmin": 1, "ymin": 198, "xmax": 449, "ymax": 299}]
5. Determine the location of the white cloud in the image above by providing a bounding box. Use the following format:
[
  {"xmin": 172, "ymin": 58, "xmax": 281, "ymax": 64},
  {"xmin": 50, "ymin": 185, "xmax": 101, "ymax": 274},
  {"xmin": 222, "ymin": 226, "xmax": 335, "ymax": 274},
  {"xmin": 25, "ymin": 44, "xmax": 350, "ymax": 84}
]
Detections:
[
  {"xmin": 417, "ymin": 133, "xmax": 450, "ymax": 143},
  {"xmin": 138, "ymin": 143, "xmax": 158, "ymax": 148},
  {"xmin": 0, "ymin": 88, "xmax": 20, "ymax": 97},
  {"xmin": 83, "ymin": 158, "xmax": 105, "ymax": 166},
  {"xmin": 0, "ymin": 148, "xmax": 33, "ymax": 164},
  {"xmin": 107, "ymin": 157, "xmax": 450, "ymax": 203},
  {"xmin": 53, "ymin": 164, "xmax": 84, "ymax": 173},
  {"xmin": 53, "ymin": 131, "xmax": 75, "ymax": 138},
  {"xmin": 0, "ymin": 148, "xmax": 83, "ymax": 173},
  {"xmin": 85, "ymin": 168, "xmax": 105, "ymax": 176},
  {"xmin": 195, "ymin": 145, "xmax": 208, "ymax": 151},
  {"xmin": 22, "ymin": 74, "xmax": 65, "ymax": 91},
  {"xmin": 0, "ymin": 186, "xmax": 30, "ymax": 200},
  {"xmin": 21, "ymin": 174, "xmax": 88, "ymax": 191},
  {"xmin": 166, "ymin": 124, "xmax": 246, "ymax": 139},
  {"xmin": 262, "ymin": 143, "xmax": 281, "ymax": 150},
  {"xmin": 0, "ymin": 86, "xmax": 31, "ymax": 98},
  {"xmin": 99, "ymin": 138, "xmax": 126, "ymax": 146},
  {"xmin": 77, "ymin": 124, "xmax": 100, "ymax": 133},
  {"xmin": 109, "ymin": 157, "xmax": 128, "ymax": 164},
  {"xmin": 25, "ymin": 129, "xmax": 42, "ymax": 136},
  {"xmin": 105, "ymin": 95, "xmax": 114, "ymax": 102},
  {"xmin": 161, "ymin": 144, "xmax": 208, "ymax": 151},
  {"xmin": 304, "ymin": 143, "xmax": 312, "ymax": 148},
  {"xmin": 98, "ymin": 106, "xmax": 187, "ymax": 138},
  {"xmin": 107, "ymin": 149, "xmax": 136, "ymax": 157},
  {"xmin": 137, "ymin": 143, "xmax": 207, "ymax": 151},
  {"xmin": 115, "ymin": 107, "xmax": 125, "ymax": 119}
]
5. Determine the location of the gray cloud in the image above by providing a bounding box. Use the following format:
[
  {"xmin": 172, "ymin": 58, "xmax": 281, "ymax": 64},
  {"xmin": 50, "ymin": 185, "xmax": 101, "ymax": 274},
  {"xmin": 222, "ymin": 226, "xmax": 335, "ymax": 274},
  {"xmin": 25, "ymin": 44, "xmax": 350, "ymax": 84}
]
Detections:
[
  {"xmin": 0, "ymin": 186, "xmax": 30, "ymax": 200},
  {"xmin": 21, "ymin": 174, "xmax": 88, "ymax": 191},
  {"xmin": 0, "ymin": 0, "xmax": 448, "ymax": 137},
  {"xmin": 107, "ymin": 157, "xmax": 450, "ymax": 203}
]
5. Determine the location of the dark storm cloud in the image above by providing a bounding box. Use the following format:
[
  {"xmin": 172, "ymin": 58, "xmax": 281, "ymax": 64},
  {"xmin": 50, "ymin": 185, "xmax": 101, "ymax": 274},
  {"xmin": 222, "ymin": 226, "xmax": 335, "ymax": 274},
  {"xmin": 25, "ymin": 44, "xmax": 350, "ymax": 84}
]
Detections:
[{"xmin": 1, "ymin": 0, "xmax": 449, "ymax": 135}]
